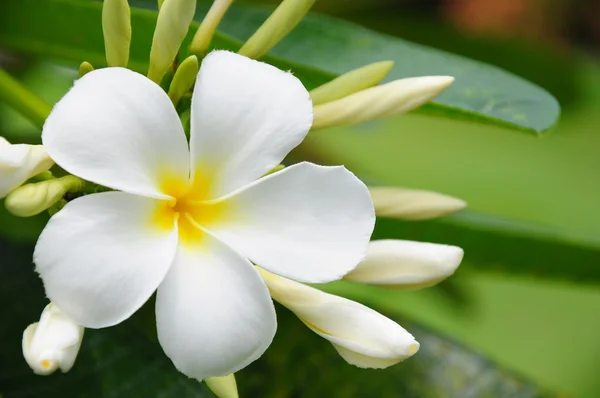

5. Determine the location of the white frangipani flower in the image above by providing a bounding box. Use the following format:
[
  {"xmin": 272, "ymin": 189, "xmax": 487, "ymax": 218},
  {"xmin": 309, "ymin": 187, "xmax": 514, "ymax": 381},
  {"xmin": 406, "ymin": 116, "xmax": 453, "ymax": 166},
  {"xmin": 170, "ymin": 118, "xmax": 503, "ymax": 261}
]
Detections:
[
  {"xmin": 34, "ymin": 51, "xmax": 375, "ymax": 381},
  {"xmin": 22, "ymin": 303, "xmax": 84, "ymax": 375},
  {"xmin": 344, "ymin": 239, "xmax": 464, "ymax": 289},
  {"xmin": 257, "ymin": 267, "xmax": 419, "ymax": 369},
  {"xmin": 0, "ymin": 137, "xmax": 54, "ymax": 198}
]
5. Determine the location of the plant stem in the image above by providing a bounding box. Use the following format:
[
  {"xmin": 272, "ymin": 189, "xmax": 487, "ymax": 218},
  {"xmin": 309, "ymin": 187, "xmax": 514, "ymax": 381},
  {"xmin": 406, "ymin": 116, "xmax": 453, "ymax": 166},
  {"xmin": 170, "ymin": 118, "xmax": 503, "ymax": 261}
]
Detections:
[{"xmin": 0, "ymin": 68, "xmax": 52, "ymax": 129}]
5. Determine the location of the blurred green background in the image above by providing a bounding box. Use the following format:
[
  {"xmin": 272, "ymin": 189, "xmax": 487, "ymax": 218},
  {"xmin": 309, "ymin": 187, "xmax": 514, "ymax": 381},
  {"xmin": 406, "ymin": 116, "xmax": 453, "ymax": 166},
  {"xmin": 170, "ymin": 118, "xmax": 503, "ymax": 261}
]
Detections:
[{"xmin": 1, "ymin": 0, "xmax": 599, "ymax": 397}]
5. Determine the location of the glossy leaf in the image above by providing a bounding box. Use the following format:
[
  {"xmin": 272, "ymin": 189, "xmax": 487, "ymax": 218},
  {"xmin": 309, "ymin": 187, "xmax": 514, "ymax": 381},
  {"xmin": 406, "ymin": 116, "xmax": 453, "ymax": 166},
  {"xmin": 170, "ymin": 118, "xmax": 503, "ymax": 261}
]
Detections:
[
  {"xmin": 0, "ymin": 0, "xmax": 559, "ymax": 133},
  {"xmin": 0, "ymin": 238, "xmax": 558, "ymax": 397}
]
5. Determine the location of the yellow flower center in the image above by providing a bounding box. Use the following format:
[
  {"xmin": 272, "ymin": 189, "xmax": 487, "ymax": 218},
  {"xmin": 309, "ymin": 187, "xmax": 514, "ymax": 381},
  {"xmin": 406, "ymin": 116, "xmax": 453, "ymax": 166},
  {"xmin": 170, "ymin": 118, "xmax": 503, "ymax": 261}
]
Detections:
[{"xmin": 154, "ymin": 171, "xmax": 228, "ymax": 246}]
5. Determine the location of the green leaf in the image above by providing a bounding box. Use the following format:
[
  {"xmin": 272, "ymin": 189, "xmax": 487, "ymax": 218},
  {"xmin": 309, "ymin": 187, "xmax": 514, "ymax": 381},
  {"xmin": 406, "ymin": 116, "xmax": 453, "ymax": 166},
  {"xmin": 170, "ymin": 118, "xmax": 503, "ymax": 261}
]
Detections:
[
  {"xmin": 0, "ymin": 238, "xmax": 559, "ymax": 397},
  {"xmin": 0, "ymin": 0, "xmax": 559, "ymax": 134}
]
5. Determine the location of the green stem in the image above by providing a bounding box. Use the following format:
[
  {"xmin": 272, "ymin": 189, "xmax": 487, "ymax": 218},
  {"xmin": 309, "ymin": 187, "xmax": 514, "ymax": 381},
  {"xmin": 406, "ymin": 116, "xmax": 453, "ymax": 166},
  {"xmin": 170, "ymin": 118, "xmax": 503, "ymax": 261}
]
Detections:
[{"xmin": 0, "ymin": 68, "xmax": 52, "ymax": 129}]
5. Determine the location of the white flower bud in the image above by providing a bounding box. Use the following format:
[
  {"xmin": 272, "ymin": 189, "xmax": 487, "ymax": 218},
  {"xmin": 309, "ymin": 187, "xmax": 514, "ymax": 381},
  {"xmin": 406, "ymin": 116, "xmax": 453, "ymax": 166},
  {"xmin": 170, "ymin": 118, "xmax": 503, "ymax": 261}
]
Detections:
[
  {"xmin": 0, "ymin": 137, "xmax": 54, "ymax": 199},
  {"xmin": 258, "ymin": 267, "xmax": 419, "ymax": 369},
  {"xmin": 148, "ymin": 0, "xmax": 197, "ymax": 83},
  {"xmin": 344, "ymin": 239, "xmax": 463, "ymax": 289},
  {"xmin": 312, "ymin": 76, "xmax": 454, "ymax": 130},
  {"xmin": 22, "ymin": 303, "xmax": 84, "ymax": 376},
  {"xmin": 370, "ymin": 186, "xmax": 466, "ymax": 220},
  {"xmin": 205, "ymin": 374, "xmax": 238, "ymax": 398}
]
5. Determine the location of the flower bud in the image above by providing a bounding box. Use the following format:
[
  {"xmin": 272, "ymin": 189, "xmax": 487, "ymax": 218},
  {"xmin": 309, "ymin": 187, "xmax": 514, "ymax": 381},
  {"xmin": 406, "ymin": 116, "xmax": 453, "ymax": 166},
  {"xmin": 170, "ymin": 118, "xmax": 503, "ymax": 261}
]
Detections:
[
  {"xmin": 22, "ymin": 303, "xmax": 84, "ymax": 376},
  {"xmin": 0, "ymin": 137, "xmax": 54, "ymax": 198},
  {"xmin": 168, "ymin": 55, "xmax": 199, "ymax": 106},
  {"xmin": 369, "ymin": 186, "xmax": 466, "ymax": 220},
  {"xmin": 312, "ymin": 76, "xmax": 454, "ymax": 130},
  {"xmin": 189, "ymin": 0, "xmax": 234, "ymax": 56},
  {"xmin": 258, "ymin": 267, "xmax": 419, "ymax": 369},
  {"xmin": 344, "ymin": 240, "xmax": 463, "ymax": 289},
  {"xmin": 4, "ymin": 175, "xmax": 83, "ymax": 217},
  {"xmin": 238, "ymin": 0, "xmax": 316, "ymax": 59},
  {"xmin": 78, "ymin": 61, "xmax": 95, "ymax": 78},
  {"xmin": 148, "ymin": 0, "xmax": 197, "ymax": 83},
  {"xmin": 102, "ymin": 0, "xmax": 132, "ymax": 67},
  {"xmin": 310, "ymin": 61, "xmax": 394, "ymax": 106},
  {"xmin": 205, "ymin": 374, "xmax": 238, "ymax": 398}
]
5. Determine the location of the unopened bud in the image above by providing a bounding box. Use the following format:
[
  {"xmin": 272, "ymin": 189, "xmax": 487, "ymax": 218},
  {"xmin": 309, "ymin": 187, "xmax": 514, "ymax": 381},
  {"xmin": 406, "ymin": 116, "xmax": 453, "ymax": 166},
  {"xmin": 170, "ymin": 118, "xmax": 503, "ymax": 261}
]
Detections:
[
  {"xmin": 344, "ymin": 239, "xmax": 463, "ymax": 289},
  {"xmin": 168, "ymin": 55, "xmax": 199, "ymax": 106},
  {"xmin": 369, "ymin": 186, "xmax": 466, "ymax": 220},
  {"xmin": 78, "ymin": 61, "xmax": 95, "ymax": 78},
  {"xmin": 5, "ymin": 175, "xmax": 83, "ymax": 217},
  {"xmin": 189, "ymin": 0, "xmax": 234, "ymax": 56},
  {"xmin": 238, "ymin": 0, "xmax": 316, "ymax": 59},
  {"xmin": 0, "ymin": 137, "xmax": 53, "ymax": 198},
  {"xmin": 205, "ymin": 374, "xmax": 239, "ymax": 398},
  {"xmin": 312, "ymin": 76, "xmax": 454, "ymax": 130},
  {"xmin": 258, "ymin": 267, "xmax": 419, "ymax": 369},
  {"xmin": 148, "ymin": 0, "xmax": 197, "ymax": 83},
  {"xmin": 102, "ymin": 0, "xmax": 132, "ymax": 67},
  {"xmin": 22, "ymin": 303, "xmax": 84, "ymax": 376},
  {"xmin": 310, "ymin": 61, "xmax": 394, "ymax": 106}
]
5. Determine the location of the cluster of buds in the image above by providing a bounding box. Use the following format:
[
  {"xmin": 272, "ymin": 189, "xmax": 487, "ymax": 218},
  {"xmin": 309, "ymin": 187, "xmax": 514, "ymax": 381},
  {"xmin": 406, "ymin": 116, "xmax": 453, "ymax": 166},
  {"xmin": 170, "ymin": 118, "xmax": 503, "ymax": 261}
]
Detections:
[{"xmin": 1, "ymin": 0, "xmax": 464, "ymax": 397}]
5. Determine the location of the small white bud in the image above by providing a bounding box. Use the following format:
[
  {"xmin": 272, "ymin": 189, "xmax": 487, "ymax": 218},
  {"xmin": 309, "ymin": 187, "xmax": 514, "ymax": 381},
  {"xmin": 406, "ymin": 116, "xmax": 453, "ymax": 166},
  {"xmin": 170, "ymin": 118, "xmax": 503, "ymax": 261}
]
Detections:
[
  {"xmin": 22, "ymin": 303, "xmax": 84, "ymax": 376},
  {"xmin": 205, "ymin": 374, "xmax": 239, "ymax": 398},
  {"xmin": 370, "ymin": 186, "xmax": 466, "ymax": 220},
  {"xmin": 257, "ymin": 267, "xmax": 419, "ymax": 369},
  {"xmin": 312, "ymin": 76, "xmax": 454, "ymax": 130},
  {"xmin": 344, "ymin": 240, "xmax": 464, "ymax": 289},
  {"xmin": 0, "ymin": 137, "xmax": 54, "ymax": 199}
]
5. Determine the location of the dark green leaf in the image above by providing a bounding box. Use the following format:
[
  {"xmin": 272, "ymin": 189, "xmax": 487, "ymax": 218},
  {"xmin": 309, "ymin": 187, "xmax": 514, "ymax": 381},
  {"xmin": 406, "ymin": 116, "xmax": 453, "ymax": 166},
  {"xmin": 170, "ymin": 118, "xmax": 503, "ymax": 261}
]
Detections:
[
  {"xmin": 0, "ymin": 0, "xmax": 559, "ymax": 134},
  {"xmin": 0, "ymin": 238, "xmax": 559, "ymax": 397}
]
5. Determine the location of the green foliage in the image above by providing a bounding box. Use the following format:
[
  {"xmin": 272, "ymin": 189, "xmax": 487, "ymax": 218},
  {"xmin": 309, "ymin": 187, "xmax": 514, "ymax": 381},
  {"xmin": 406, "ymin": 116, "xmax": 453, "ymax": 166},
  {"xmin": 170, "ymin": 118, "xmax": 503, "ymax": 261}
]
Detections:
[
  {"xmin": 0, "ymin": 0, "xmax": 559, "ymax": 133},
  {"xmin": 0, "ymin": 239, "xmax": 557, "ymax": 397}
]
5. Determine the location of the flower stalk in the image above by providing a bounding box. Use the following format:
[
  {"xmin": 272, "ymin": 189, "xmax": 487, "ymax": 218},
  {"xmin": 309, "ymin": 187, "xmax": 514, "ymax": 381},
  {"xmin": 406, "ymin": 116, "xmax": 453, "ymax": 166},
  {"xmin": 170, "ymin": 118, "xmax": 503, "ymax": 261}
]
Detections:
[
  {"xmin": 238, "ymin": 0, "xmax": 316, "ymax": 59},
  {"xmin": 189, "ymin": 0, "xmax": 234, "ymax": 56}
]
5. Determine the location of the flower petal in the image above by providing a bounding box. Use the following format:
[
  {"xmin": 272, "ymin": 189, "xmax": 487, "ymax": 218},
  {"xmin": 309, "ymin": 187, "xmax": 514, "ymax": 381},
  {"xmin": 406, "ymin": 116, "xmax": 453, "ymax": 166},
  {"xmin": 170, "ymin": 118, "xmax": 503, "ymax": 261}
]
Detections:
[
  {"xmin": 156, "ymin": 234, "xmax": 276, "ymax": 381},
  {"xmin": 344, "ymin": 239, "xmax": 464, "ymax": 289},
  {"xmin": 33, "ymin": 192, "xmax": 178, "ymax": 328},
  {"xmin": 259, "ymin": 268, "xmax": 418, "ymax": 369},
  {"xmin": 189, "ymin": 51, "xmax": 312, "ymax": 199},
  {"xmin": 206, "ymin": 162, "xmax": 375, "ymax": 283},
  {"xmin": 0, "ymin": 137, "xmax": 53, "ymax": 198},
  {"xmin": 42, "ymin": 68, "xmax": 189, "ymax": 199}
]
